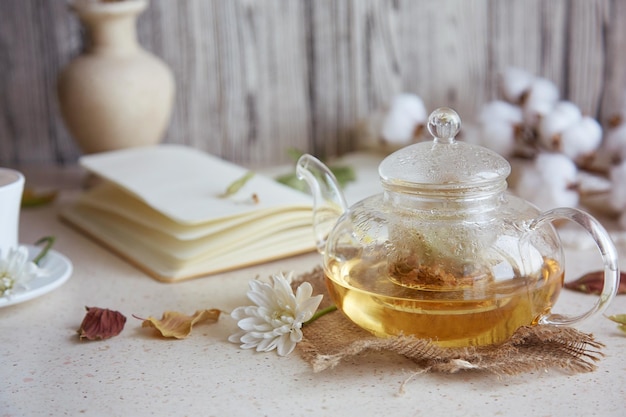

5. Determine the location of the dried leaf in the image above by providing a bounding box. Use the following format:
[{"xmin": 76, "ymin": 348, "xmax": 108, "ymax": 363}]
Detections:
[
  {"xmin": 137, "ymin": 309, "xmax": 221, "ymax": 339},
  {"xmin": 564, "ymin": 271, "xmax": 626, "ymax": 295},
  {"xmin": 606, "ymin": 314, "xmax": 626, "ymax": 335},
  {"xmin": 78, "ymin": 306, "xmax": 127, "ymax": 341}
]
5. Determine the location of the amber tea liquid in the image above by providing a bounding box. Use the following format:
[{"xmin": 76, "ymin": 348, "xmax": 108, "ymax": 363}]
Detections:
[{"xmin": 325, "ymin": 257, "xmax": 563, "ymax": 347}]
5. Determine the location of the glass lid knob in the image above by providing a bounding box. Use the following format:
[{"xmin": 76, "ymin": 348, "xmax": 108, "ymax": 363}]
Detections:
[{"xmin": 427, "ymin": 107, "xmax": 461, "ymax": 144}]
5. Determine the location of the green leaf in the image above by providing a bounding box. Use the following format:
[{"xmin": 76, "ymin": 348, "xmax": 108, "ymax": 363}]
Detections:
[
  {"xmin": 286, "ymin": 148, "xmax": 305, "ymax": 161},
  {"xmin": 221, "ymin": 171, "xmax": 255, "ymax": 198},
  {"xmin": 21, "ymin": 188, "xmax": 58, "ymax": 208},
  {"xmin": 275, "ymin": 172, "xmax": 308, "ymax": 192},
  {"xmin": 32, "ymin": 236, "xmax": 55, "ymax": 266},
  {"xmin": 330, "ymin": 165, "xmax": 356, "ymax": 188},
  {"xmin": 275, "ymin": 164, "xmax": 356, "ymax": 192},
  {"xmin": 607, "ymin": 314, "xmax": 626, "ymax": 325},
  {"xmin": 276, "ymin": 149, "xmax": 356, "ymax": 192},
  {"xmin": 607, "ymin": 314, "xmax": 626, "ymax": 335}
]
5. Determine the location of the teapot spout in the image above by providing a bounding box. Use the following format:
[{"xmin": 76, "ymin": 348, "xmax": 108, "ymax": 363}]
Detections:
[{"xmin": 296, "ymin": 154, "xmax": 349, "ymax": 254}]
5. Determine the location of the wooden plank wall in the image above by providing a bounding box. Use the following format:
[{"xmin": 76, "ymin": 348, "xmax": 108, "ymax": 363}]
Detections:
[{"xmin": 0, "ymin": 0, "xmax": 624, "ymax": 166}]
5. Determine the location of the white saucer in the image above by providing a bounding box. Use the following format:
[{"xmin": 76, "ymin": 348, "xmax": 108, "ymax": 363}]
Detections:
[{"xmin": 0, "ymin": 244, "xmax": 73, "ymax": 308}]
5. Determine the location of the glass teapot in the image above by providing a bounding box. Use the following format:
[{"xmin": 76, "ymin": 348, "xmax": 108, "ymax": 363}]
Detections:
[{"xmin": 296, "ymin": 107, "xmax": 619, "ymax": 347}]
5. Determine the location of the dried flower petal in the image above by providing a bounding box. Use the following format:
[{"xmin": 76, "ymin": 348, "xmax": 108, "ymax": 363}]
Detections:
[
  {"xmin": 77, "ymin": 306, "xmax": 126, "ymax": 341},
  {"xmin": 564, "ymin": 271, "xmax": 626, "ymax": 295},
  {"xmin": 137, "ymin": 309, "xmax": 221, "ymax": 339},
  {"xmin": 606, "ymin": 314, "xmax": 626, "ymax": 335}
]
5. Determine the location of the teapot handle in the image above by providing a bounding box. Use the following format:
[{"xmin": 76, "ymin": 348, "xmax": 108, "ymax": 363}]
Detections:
[{"xmin": 527, "ymin": 207, "xmax": 620, "ymax": 326}]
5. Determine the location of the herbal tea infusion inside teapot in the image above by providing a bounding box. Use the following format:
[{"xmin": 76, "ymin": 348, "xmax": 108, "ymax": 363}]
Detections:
[{"xmin": 297, "ymin": 107, "xmax": 619, "ymax": 347}]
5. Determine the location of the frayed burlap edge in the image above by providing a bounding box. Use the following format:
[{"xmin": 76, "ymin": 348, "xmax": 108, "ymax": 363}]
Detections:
[{"xmin": 294, "ymin": 267, "xmax": 604, "ymax": 376}]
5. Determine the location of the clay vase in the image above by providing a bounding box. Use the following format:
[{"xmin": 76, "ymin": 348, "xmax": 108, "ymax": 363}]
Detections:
[{"xmin": 57, "ymin": 0, "xmax": 175, "ymax": 154}]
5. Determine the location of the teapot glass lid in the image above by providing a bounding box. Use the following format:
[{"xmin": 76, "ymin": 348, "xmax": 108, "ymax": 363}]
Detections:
[{"xmin": 379, "ymin": 107, "xmax": 511, "ymax": 191}]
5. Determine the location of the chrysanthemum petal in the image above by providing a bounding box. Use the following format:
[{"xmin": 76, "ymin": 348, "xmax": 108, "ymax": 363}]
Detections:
[
  {"xmin": 295, "ymin": 281, "xmax": 314, "ymax": 303},
  {"xmin": 247, "ymin": 281, "xmax": 278, "ymax": 309},
  {"xmin": 290, "ymin": 327, "xmax": 303, "ymax": 343},
  {"xmin": 299, "ymin": 293, "xmax": 323, "ymax": 313},
  {"xmin": 237, "ymin": 317, "xmax": 273, "ymax": 332},
  {"xmin": 272, "ymin": 273, "xmax": 297, "ymax": 309},
  {"xmin": 240, "ymin": 332, "xmax": 262, "ymax": 345},
  {"xmin": 230, "ymin": 307, "xmax": 248, "ymax": 320},
  {"xmin": 228, "ymin": 331, "xmax": 246, "ymax": 344},
  {"xmin": 276, "ymin": 334, "xmax": 297, "ymax": 356},
  {"xmin": 256, "ymin": 336, "xmax": 279, "ymax": 352}
]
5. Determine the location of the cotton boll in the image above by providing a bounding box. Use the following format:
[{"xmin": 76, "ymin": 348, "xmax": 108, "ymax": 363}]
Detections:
[
  {"xmin": 541, "ymin": 187, "xmax": 580, "ymax": 209},
  {"xmin": 515, "ymin": 162, "xmax": 579, "ymax": 210},
  {"xmin": 534, "ymin": 152, "xmax": 578, "ymax": 188},
  {"xmin": 476, "ymin": 100, "xmax": 524, "ymax": 157},
  {"xmin": 515, "ymin": 153, "xmax": 579, "ymax": 210},
  {"xmin": 538, "ymin": 101, "xmax": 582, "ymax": 150},
  {"xmin": 478, "ymin": 100, "xmax": 524, "ymax": 126},
  {"xmin": 501, "ymin": 67, "xmax": 534, "ymax": 104},
  {"xmin": 559, "ymin": 116, "xmax": 603, "ymax": 161},
  {"xmin": 515, "ymin": 166, "xmax": 543, "ymax": 202},
  {"xmin": 479, "ymin": 121, "xmax": 517, "ymax": 157},
  {"xmin": 609, "ymin": 161, "xmax": 626, "ymax": 211},
  {"xmin": 518, "ymin": 175, "xmax": 579, "ymax": 210},
  {"xmin": 381, "ymin": 94, "xmax": 427, "ymax": 145},
  {"xmin": 577, "ymin": 170, "xmax": 612, "ymax": 194},
  {"xmin": 522, "ymin": 78, "xmax": 559, "ymax": 128},
  {"xmin": 604, "ymin": 123, "xmax": 626, "ymax": 163}
]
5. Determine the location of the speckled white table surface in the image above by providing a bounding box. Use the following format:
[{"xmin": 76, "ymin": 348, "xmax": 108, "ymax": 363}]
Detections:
[{"xmin": 2, "ymin": 165, "xmax": 626, "ymax": 417}]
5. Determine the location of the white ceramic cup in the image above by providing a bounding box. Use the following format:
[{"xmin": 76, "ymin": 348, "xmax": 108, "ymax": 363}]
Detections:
[{"xmin": 0, "ymin": 168, "xmax": 25, "ymax": 257}]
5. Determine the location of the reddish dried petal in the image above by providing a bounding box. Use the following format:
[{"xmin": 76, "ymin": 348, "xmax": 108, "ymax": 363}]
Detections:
[
  {"xmin": 564, "ymin": 271, "xmax": 626, "ymax": 295},
  {"xmin": 77, "ymin": 306, "xmax": 127, "ymax": 341}
]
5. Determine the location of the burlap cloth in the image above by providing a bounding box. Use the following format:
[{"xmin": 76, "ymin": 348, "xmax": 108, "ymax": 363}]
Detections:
[{"xmin": 294, "ymin": 267, "xmax": 603, "ymax": 376}]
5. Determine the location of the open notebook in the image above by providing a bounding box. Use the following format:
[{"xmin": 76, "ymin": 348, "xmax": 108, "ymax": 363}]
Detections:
[{"xmin": 60, "ymin": 145, "xmax": 316, "ymax": 282}]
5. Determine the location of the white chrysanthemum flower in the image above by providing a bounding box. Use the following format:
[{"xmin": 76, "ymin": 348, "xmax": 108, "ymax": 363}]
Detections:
[
  {"xmin": 229, "ymin": 271, "xmax": 323, "ymax": 356},
  {"xmin": 0, "ymin": 246, "xmax": 40, "ymax": 297}
]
